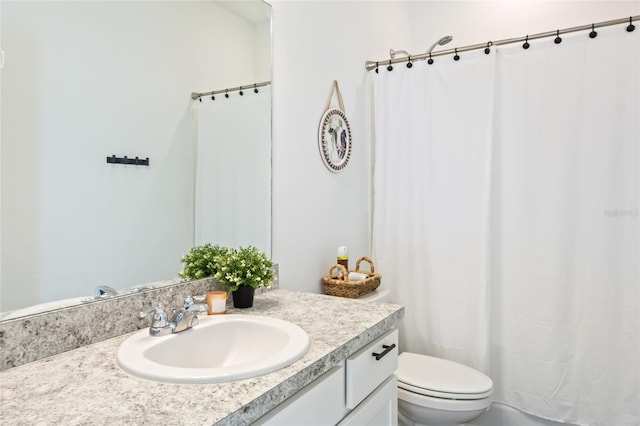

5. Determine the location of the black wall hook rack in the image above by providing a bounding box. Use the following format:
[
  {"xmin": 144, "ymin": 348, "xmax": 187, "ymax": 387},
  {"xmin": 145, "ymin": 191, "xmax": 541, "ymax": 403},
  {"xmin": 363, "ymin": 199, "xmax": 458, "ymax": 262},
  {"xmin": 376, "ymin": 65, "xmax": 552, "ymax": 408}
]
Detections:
[{"xmin": 106, "ymin": 155, "xmax": 150, "ymax": 166}]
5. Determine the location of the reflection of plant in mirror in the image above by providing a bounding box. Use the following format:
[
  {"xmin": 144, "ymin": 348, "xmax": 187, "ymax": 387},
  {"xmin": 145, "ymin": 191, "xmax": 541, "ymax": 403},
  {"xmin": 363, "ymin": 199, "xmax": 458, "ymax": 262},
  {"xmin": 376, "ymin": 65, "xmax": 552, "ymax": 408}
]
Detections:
[
  {"xmin": 179, "ymin": 244, "xmax": 230, "ymax": 280},
  {"xmin": 215, "ymin": 246, "xmax": 275, "ymax": 292}
]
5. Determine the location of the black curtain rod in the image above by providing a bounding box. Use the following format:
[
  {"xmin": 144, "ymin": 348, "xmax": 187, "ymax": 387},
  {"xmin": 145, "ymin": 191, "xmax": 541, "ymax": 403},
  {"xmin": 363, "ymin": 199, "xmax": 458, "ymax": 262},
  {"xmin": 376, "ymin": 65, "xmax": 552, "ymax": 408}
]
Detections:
[
  {"xmin": 365, "ymin": 15, "xmax": 638, "ymax": 71},
  {"xmin": 191, "ymin": 80, "xmax": 271, "ymax": 101}
]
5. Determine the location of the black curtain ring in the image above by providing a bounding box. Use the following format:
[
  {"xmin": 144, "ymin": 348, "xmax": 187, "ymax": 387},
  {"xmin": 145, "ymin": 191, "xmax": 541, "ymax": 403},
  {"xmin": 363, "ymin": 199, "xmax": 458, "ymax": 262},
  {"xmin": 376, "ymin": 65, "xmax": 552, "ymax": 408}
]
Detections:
[
  {"xmin": 211, "ymin": 94, "xmax": 215, "ymax": 101},
  {"xmin": 254, "ymin": 84, "xmax": 259, "ymax": 94},
  {"xmin": 406, "ymin": 56, "xmax": 413, "ymax": 68},
  {"xmin": 198, "ymin": 97, "xmax": 202, "ymax": 103},
  {"xmin": 427, "ymin": 53, "xmax": 434, "ymax": 65},
  {"xmin": 453, "ymin": 48, "xmax": 460, "ymax": 61},
  {"xmin": 375, "ymin": 61, "xmax": 379, "ymax": 73},
  {"xmin": 627, "ymin": 16, "xmax": 636, "ymax": 32},
  {"xmin": 387, "ymin": 60, "xmax": 393, "ymax": 71},
  {"xmin": 225, "ymin": 90, "xmax": 229, "ymax": 98},
  {"xmin": 239, "ymin": 86, "xmax": 244, "ymax": 96},
  {"xmin": 589, "ymin": 23, "xmax": 598, "ymax": 38},
  {"xmin": 554, "ymin": 29, "xmax": 562, "ymax": 44},
  {"xmin": 484, "ymin": 41, "xmax": 492, "ymax": 55},
  {"xmin": 523, "ymin": 35, "xmax": 530, "ymax": 50}
]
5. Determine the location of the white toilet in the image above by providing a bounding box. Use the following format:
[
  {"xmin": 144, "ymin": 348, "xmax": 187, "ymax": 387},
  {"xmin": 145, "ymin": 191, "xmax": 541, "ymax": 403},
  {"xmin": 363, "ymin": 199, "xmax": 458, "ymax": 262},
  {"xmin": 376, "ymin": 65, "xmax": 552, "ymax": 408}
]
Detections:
[
  {"xmin": 396, "ymin": 352, "xmax": 493, "ymax": 426},
  {"xmin": 359, "ymin": 289, "xmax": 493, "ymax": 426}
]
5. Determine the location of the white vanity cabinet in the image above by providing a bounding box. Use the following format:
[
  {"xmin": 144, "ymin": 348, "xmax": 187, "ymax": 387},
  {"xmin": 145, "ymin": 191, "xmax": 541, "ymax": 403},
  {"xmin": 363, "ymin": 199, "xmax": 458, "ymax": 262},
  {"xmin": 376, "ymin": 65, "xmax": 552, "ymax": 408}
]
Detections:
[
  {"xmin": 340, "ymin": 329, "xmax": 399, "ymax": 425},
  {"xmin": 0, "ymin": 290, "xmax": 404, "ymax": 425},
  {"xmin": 256, "ymin": 329, "xmax": 399, "ymax": 426}
]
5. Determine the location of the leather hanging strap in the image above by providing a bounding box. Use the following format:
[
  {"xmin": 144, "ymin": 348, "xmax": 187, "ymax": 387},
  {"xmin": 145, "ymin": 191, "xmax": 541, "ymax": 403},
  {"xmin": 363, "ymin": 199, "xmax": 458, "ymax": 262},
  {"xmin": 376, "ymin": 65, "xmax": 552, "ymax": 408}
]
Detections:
[{"xmin": 325, "ymin": 80, "xmax": 346, "ymax": 111}]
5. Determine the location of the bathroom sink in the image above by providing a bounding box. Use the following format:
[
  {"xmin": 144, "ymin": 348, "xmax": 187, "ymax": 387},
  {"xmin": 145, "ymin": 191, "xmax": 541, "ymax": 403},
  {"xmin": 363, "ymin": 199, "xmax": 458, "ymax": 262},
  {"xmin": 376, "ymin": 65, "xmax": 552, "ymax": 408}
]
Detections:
[{"xmin": 116, "ymin": 314, "xmax": 310, "ymax": 384}]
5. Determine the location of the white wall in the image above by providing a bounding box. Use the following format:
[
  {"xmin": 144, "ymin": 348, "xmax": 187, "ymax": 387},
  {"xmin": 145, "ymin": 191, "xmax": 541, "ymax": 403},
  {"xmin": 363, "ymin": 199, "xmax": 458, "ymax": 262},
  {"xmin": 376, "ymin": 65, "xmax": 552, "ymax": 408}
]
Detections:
[
  {"xmin": 405, "ymin": 1, "xmax": 640, "ymax": 51},
  {"xmin": 270, "ymin": 0, "xmax": 639, "ymax": 293},
  {"xmin": 0, "ymin": 1, "xmax": 260, "ymax": 311},
  {"xmin": 3, "ymin": 0, "xmax": 637, "ymax": 306},
  {"xmin": 270, "ymin": 0, "xmax": 412, "ymax": 293}
]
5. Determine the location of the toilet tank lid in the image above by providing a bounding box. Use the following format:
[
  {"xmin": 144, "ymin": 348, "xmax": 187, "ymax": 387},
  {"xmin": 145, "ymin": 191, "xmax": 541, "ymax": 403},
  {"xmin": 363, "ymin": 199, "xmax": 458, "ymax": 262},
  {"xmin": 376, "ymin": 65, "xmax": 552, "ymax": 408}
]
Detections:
[
  {"xmin": 358, "ymin": 287, "xmax": 390, "ymax": 302},
  {"xmin": 397, "ymin": 352, "xmax": 493, "ymax": 395}
]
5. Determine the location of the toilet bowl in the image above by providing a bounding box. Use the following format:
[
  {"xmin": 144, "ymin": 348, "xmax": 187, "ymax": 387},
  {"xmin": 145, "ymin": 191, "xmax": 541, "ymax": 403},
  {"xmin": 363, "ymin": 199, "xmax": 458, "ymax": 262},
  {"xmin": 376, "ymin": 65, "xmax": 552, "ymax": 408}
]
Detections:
[
  {"xmin": 396, "ymin": 352, "xmax": 493, "ymax": 426},
  {"xmin": 357, "ymin": 289, "xmax": 493, "ymax": 426}
]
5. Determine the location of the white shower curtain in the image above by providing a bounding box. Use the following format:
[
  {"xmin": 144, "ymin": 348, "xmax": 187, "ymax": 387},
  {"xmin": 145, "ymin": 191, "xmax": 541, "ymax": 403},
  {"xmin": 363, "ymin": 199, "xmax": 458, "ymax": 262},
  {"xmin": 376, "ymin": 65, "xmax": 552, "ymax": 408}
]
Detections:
[
  {"xmin": 194, "ymin": 86, "xmax": 271, "ymax": 253},
  {"xmin": 371, "ymin": 27, "xmax": 639, "ymax": 425}
]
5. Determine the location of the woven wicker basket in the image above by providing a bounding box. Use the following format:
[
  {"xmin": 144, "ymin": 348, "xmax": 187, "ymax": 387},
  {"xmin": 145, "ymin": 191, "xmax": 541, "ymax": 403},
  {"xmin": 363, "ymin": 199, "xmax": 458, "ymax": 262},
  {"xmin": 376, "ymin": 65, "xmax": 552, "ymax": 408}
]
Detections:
[{"xmin": 322, "ymin": 256, "xmax": 381, "ymax": 299}]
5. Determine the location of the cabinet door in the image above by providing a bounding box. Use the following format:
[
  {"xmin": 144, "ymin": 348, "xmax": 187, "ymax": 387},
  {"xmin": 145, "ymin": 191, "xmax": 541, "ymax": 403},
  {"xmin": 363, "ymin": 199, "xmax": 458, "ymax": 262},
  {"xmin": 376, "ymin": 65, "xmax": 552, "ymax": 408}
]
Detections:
[
  {"xmin": 254, "ymin": 364, "xmax": 347, "ymax": 426},
  {"xmin": 339, "ymin": 375, "xmax": 398, "ymax": 426},
  {"xmin": 346, "ymin": 329, "xmax": 398, "ymax": 409}
]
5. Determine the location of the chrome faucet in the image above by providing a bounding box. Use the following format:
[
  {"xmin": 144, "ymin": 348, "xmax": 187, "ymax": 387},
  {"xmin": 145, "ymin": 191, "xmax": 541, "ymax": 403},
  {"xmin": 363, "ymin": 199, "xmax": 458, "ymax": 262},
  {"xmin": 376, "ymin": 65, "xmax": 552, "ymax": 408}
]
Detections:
[
  {"xmin": 140, "ymin": 297, "xmax": 209, "ymax": 336},
  {"xmin": 81, "ymin": 285, "xmax": 119, "ymax": 303},
  {"xmin": 95, "ymin": 285, "xmax": 118, "ymax": 297},
  {"xmin": 140, "ymin": 304, "xmax": 172, "ymax": 336}
]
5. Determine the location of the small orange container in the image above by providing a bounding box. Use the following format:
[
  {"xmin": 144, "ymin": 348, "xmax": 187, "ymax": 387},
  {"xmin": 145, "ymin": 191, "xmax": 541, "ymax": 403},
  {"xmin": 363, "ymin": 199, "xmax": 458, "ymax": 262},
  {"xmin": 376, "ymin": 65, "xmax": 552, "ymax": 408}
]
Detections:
[{"xmin": 206, "ymin": 291, "xmax": 228, "ymax": 314}]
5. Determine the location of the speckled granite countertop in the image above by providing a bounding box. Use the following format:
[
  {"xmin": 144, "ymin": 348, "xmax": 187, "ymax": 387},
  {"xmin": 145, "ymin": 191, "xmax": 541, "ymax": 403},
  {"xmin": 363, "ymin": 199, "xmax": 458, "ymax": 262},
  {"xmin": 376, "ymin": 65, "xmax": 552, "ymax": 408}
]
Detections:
[{"xmin": 0, "ymin": 289, "xmax": 403, "ymax": 425}]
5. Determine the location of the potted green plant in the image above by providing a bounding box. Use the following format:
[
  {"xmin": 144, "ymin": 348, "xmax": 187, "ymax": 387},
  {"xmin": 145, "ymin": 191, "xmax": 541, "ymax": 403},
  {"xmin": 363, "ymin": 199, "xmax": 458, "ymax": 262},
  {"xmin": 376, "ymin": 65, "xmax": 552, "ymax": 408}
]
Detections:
[
  {"xmin": 178, "ymin": 243, "xmax": 230, "ymax": 280},
  {"xmin": 214, "ymin": 246, "xmax": 275, "ymax": 308}
]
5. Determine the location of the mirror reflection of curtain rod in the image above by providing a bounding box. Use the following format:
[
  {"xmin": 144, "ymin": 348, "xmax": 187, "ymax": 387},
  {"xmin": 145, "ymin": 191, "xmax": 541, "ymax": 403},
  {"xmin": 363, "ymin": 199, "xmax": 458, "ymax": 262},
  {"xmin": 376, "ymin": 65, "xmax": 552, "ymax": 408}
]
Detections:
[
  {"xmin": 191, "ymin": 80, "xmax": 271, "ymax": 101},
  {"xmin": 365, "ymin": 15, "xmax": 638, "ymax": 71}
]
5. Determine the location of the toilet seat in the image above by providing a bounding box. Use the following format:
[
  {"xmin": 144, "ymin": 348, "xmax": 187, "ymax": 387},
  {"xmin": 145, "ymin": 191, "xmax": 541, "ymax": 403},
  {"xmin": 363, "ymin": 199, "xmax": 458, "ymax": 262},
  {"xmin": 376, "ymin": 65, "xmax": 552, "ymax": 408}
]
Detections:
[
  {"xmin": 397, "ymin": 352, "xmax": 493, "ymax": 400},
  {"xmin": 398, "ymin": 387, "xmax": 491, "ymax": 413},
  {"xmin": 398, "ymin": 381, "xmax": 492, "ymax": 400}
]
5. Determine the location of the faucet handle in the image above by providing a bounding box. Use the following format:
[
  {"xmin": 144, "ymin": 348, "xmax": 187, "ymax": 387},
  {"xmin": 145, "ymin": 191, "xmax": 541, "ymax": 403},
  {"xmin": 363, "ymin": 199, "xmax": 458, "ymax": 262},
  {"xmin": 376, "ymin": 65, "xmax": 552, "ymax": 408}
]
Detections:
[
  {"xmin": 140, "ymin": 305, "xmax": 169, "ymax": 328},
  {"xmin": 182, "ymin": 296, "xmax": 209, "ymax": 313},
  {"xmin": 95, "ymin": 285, "xmax": 118, "ymax": 297}
]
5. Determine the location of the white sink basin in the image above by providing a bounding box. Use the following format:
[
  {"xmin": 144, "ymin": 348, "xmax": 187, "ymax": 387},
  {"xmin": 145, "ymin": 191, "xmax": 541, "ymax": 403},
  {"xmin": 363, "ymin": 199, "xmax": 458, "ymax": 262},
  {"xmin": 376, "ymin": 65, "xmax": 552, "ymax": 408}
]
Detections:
[{"xmin": 116, "ymin": 314, "xmax": 310, "ymax": 384}]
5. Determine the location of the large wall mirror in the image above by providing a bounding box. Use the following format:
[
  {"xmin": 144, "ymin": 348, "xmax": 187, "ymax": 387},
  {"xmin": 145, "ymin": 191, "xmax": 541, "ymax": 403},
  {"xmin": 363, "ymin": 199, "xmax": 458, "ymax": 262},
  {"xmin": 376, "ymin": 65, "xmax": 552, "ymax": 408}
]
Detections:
[{"xmin": 0, "ymin": 1, "xmax": 272, "ymax": 318}]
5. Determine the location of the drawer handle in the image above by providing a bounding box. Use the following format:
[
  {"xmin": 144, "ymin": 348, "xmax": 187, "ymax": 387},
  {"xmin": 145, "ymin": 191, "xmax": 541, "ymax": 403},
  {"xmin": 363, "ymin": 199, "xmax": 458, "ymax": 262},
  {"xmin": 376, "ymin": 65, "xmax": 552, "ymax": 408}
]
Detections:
[{"xmin": 372, "ymin": 343, "xmax": 396, "ymax": 361}]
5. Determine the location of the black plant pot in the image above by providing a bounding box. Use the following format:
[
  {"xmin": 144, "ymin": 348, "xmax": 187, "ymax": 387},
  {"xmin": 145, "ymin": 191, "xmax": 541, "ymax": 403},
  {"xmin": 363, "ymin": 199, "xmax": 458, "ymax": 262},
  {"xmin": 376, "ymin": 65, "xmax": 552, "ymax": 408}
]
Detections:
[{"xmin": 232, "ymin": 285, "xmax": 255, "ymax": 308}]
